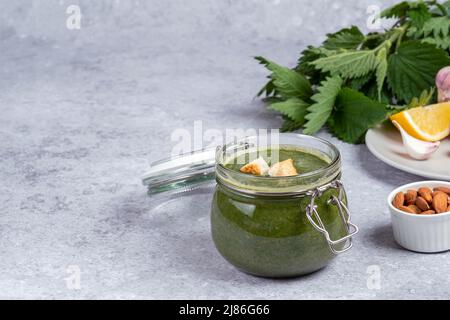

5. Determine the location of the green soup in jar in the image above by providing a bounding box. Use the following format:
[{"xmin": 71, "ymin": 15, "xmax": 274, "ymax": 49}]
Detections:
[{"xmin": 211, "ymin": 135, "xmax": 356, "ymax": 278}]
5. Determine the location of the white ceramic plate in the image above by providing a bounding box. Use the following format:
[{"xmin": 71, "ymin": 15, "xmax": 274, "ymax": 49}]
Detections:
[{"xmin": 365, "ymin": 123, "xmax": 450, "ymax": 180}]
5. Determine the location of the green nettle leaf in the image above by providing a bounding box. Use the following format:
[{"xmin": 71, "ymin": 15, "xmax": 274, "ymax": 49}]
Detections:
[
  {"xmin": 268, "ymin": 98, "xmax": 309, "ymax": 125},
  {"xmin": 323, "ymin": 26, "xmax": 365, "ymax": 50},
  {"xmin": 406, "ymin": 25, "xmax": 420, "ymax": 38},
  {"xmin": 380, "ymin": 1, "xmax": 410, "ymax": 18},
  {"xmin": 407, "ymin": 3, "xmax": 431, "ymax": 28},
  {"xmin": 420, "ymin": 17, "xmax": 450, "ymax": 38},
  {"xmin": 365, "ymin": 80, "xmax": 391, "ymax": 105},
  {"xmin": 280, "ymin": 117, "xmax": 303, "ymax": 132},
  {"xmin": 349, "ymin": 73, "xmax": 373, "ymax": 90},
  {"xmin": 255, "ymin": 56, "xmax": 313, "ymax": 100},
  {"xmin": 422, "ymin": 36, "xmax": 450, "ymax": 50},
  {"xmin": 328, "ymin": 88, "xmax": 388, "ymax": 143},
  {"xmin": 312, "ymin": 50, "xmax": 377, "ymax": 79},
  {"xmin": 257, "ymin": 79, "xmax": 276, "ymax": 97},
  {"xmin": 375, "ymin": 48, "xmax": 388, "ymax": 101},
  {"xmin": 303, "ymin": 76, "xmax": 343, "ymax": 134},
  {"xmin": 409, "ymin": 17, "xmax": 450, "ymax": 42},
  {"xmin": 407, "ymin": 88, "xmax": 436, "ymax": 109},
  {"xmin": 296, "ymin": 46, "xmax": 328, "ymax": 77},
  {"xmin": 387, "ymin": 41, "xmax": 450, "ymax": 102},
  {"xmin": 388, "ymin": 88, "xmax": 436, "ymax": 115},
  {"xmin": 443, "ymin": 0, "xmax": 450, "ymax": 14},
  {"xmin": 362, "ymin": 32, "xmax": 385, "ymax": 50},
  {"xmin": 412, "ymin": 17, "xmax": 450, "ymax": 50}
]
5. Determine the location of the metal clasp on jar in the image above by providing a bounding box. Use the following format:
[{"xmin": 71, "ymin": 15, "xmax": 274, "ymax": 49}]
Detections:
[{"xmin": 305, "ymin": 180, "xmax": 359, "ymax": 254}]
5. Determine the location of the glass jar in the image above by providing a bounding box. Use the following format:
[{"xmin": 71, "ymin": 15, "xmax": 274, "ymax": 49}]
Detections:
[{"xmin": 142, "ymin": 133, "xmax": 358, "ymax": 278}]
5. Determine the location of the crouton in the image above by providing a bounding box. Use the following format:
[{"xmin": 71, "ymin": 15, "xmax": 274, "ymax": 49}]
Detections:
[
  {"xmin": 268, "ymin": 159, "xmax": 298, "ymax": 177},
  {"xmin": 239, "ymin": 157, "xmax": 269, "ymax": 176}
]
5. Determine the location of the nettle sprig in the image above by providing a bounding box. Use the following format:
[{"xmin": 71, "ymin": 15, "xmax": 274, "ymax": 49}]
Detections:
[{"xmin": 256, "ymin": 0, "xmax": 450, "ymax": 143}]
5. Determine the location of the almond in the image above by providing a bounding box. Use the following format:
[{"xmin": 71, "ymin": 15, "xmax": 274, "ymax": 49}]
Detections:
[
  {"xmin": 418, "ymin": 187, "xmax": 433, "ymax": 203},
  {"xmin": 407, "ymin": 205, "xmax": 421, "ymax": 214},
  {"xmin": 433, "ymin": 186, "xmax": 450, "ymax": 195},
  {"xmin": 399, "ymin": 205, "xmax": 416, "ymax": 214},
  {"xmin": 405, "ymin": 190, "xmax": 417, "ymax": 205},
  {"xmin": 432, "ymin": 190, "xmax": 449, "ymax": 198},
  {"xmin": 392, "ymin": 192, "xmax": 405, "ymax": 209},
  {"xmin": 420, "ymin": 210, "xmax": 436, "ymax": 215},
  {"xmin": 415, "ymin": 196, "xmax": 430, "ymax": 211},
  {"xmin": 432, "ymin": 191, "xmax": 448, "ymax": 213}
]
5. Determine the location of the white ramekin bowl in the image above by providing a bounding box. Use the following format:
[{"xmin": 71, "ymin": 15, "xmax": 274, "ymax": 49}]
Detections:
[{"xmin": 388, "ymin": 181, "xmax": 450, "ymax": 253}]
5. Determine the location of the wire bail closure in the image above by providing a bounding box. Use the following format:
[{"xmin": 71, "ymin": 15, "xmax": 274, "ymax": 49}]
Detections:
[{"xmin": 305, "ymin": 180, "xmax": 359, "ymax": 254}]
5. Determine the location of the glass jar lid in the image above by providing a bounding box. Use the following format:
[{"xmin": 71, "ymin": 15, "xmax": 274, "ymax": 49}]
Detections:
[
  {"xmin": 142, "ymin": 148, "xmax": 217, "ymax": 195},
  {"xmin": 142, "ymin": 140, "xmax": 257, "ymax": 195}
]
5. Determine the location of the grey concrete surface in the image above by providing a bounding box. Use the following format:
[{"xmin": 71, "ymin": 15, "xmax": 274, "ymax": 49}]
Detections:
[{"xmin": 0, "ymin": 0, "xmax": 449, "ymax": 299}]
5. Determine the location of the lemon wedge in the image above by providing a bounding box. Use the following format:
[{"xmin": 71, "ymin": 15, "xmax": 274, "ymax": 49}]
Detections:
[{"xmin": 390, "ymin": 102, "xmax": 450, "ymax": 142}]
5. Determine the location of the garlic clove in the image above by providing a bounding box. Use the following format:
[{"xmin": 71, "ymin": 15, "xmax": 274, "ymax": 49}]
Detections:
[{"xmin": 392, "ymin": 121, "xmax": 440, "ymax": 161}]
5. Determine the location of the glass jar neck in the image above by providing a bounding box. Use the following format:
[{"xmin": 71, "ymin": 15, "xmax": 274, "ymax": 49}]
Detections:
[
  {"xmin": 215, "ymin": 161, "xmax": 341, "ymax": 197},
  {"xmin": 214, "ymin": 134, "xmax": 342, "ymax": 197}
]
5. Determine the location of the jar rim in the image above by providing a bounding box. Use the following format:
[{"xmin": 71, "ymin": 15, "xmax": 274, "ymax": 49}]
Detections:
[
  {"xmin": 215, "ymin": 133, "xmax": 342, "ymax": 196},
  {"xmin": 217, "ymin": 134, "xmax": 340, "ymax": 180}
]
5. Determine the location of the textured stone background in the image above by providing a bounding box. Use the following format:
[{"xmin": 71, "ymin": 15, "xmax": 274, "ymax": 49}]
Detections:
[{"xmin": 1, "ymin": 0, "xmax": 449, "ymax": 299}]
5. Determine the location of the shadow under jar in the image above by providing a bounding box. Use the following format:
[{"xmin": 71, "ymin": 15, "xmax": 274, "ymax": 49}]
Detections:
[{"xmin": 212, "ymin": 134, "xmax": 358, "ymax": 278}]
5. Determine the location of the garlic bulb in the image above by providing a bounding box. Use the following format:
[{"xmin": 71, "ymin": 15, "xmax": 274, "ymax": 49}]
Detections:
[{"xmin": 436, "ymin": 66, "xmax": 450, "ymax": 102}]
